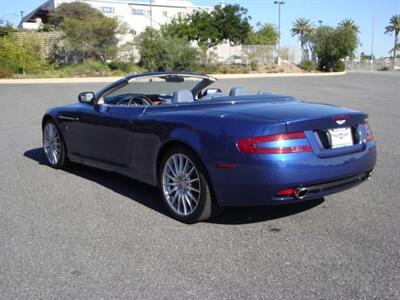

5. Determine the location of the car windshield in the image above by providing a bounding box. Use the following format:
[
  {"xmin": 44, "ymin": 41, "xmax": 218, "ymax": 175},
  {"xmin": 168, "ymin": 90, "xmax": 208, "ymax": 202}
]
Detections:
[{"xmin": 106, "ymin": 75, "xmax": 204, "ymax": 98}]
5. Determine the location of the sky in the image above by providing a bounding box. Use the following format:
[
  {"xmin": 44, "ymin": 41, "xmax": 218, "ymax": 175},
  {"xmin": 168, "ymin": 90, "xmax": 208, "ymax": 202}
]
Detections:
[{"xmin": 1, "ymin": 0, "xmax": 399, "ymax": 57}]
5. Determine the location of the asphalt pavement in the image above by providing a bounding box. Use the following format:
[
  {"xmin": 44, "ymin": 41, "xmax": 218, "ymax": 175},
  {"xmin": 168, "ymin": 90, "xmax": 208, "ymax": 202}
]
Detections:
[{"xmin": 0, "ymin": 72, "xmax": 399, "ymax": 299}]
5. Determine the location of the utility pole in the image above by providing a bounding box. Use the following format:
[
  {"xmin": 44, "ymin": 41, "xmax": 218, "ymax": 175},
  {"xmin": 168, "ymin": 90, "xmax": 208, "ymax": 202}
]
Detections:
[
  {"xmin": 371, "ymin": 0, "xmax": 375, "ymax": 71},
  {"xmin": 20, "ymin": 10, "xmax": 24, "ymax": 22},
  {"xmin": 274, "ymin": 1, "xmax": 285, "ymax": 64}
]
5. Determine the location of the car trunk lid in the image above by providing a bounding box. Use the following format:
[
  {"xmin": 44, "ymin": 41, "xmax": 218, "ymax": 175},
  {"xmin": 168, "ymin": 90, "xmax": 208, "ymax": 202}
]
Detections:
[{"xmin": 215, "ymin": 99, "xmax": 369, "ymax": 157}]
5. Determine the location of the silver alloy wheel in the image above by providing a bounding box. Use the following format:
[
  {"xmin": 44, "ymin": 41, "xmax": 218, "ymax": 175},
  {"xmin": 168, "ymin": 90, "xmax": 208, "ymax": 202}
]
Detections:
[
  {"xmin": 162, "ymin": 153, "xmax": 201, "ymax": 216},
  {"xmin": 43, "ymin": 123, "xmax": 61, "ymax": 165}
]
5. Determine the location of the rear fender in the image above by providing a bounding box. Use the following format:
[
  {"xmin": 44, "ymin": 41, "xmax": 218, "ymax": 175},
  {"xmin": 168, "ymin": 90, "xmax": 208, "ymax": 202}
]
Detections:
[{"xmin": 168, "ymin": 128, "xmax": 209, "ymax": 162}]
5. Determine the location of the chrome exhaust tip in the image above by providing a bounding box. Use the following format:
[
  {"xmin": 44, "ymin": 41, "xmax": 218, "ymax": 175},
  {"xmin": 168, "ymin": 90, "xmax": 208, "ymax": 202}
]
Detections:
[
  {"xmin": 294, "ymin": 187, "xmax": 308, "ymax": 200},
  {"xmin": 366, "ymin": 171, "xmax": 373, "ymax": 180}
]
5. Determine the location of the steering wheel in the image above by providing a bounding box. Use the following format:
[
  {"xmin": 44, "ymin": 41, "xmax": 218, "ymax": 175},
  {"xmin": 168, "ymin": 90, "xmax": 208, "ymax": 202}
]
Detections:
[
  {"xmin": 129, "ymin": 95, "xmax": 152, "ymax": 106},
  {"xmin": 117, "ymin": 95, "xmax": 152, "ymax": 106}
]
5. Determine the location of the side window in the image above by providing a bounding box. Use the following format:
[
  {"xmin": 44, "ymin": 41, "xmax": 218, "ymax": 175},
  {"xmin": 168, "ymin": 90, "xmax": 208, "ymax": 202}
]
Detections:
[
  {"xmin": 101, "ymin": 7, "xmax": 115, "ymax": 14},
  {"xmin": 132, "ymin": 9, "xmax": 145, "ymax": 15}
]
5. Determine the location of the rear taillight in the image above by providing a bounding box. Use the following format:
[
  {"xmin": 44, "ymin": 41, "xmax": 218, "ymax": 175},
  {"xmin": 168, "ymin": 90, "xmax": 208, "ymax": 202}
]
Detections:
[
  {"xmin": 362, "ymin": 124, "xmax": 374, "ymax": 142},
  {"xmin": 237, "ymin": 132, "xmax": 312, "ymax": 154}
]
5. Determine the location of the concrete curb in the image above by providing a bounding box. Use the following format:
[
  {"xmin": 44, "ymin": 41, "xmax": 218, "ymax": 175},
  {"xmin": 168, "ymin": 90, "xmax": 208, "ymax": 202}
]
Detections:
[
  {"xmin": 214, "ymin": 71, "xmax": 346, "ymax": 79},
  {"xmin": 0, "ymin": 71, "xmax": 346, "ymax": 84}
]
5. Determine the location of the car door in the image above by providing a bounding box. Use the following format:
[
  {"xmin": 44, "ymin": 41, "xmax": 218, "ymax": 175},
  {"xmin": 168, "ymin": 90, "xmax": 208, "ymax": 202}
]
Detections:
[{"xmin": 75, "ymin": 103, "xmax": 146, "ymax": 167}]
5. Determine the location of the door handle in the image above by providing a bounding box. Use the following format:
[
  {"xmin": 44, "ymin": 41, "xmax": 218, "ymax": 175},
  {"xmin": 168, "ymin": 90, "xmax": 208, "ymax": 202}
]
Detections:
[{"xmin": 59, "ymin": 115, "xmax": 79, "ymax": 121}]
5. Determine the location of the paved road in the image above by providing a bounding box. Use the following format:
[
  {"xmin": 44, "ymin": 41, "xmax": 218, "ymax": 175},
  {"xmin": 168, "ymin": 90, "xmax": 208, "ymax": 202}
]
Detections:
[{"xmin": 1, "ymin": 73, "xmax": 399, "ymax": 299}]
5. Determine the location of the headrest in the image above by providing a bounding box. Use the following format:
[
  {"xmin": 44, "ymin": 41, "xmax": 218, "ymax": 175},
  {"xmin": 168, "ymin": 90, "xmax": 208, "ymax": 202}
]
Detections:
[
  {"xmin": 172, "ymin": 89, "xmax": 194, "ymax": 103},
  {"xmin": 229, "ymin": 87, "xmax": 248, "ymax": 97},
  {"xmin": 257, "ymin": 91, "xmax": 274, "ymax": 95},
  {"xmin": 202, "ymin": 92, "xmax": 225, "ymax": 100}
]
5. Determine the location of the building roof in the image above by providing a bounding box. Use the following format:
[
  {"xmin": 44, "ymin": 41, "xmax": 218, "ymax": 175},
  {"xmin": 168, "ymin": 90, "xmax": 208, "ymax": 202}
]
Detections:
[
  {"xmin": 18, "ymin": 0, "xmax": 52, "ymax": 27},
  {"xmin": 18, "ymin": 0, "xmax": 211, "ymax": 28}
]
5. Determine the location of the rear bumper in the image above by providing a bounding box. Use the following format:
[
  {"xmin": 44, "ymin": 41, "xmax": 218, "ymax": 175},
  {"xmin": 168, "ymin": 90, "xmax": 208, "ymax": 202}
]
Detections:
[
  {"xmin": 271, "ymin": 170, "xmax": 373, "ymax": 204},
  {"xmin": 208, "ymin": 142, "xmax": 377, "ymax": 206}
]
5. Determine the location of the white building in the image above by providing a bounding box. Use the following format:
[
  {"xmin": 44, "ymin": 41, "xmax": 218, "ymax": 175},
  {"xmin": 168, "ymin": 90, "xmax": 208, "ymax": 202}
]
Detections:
[{"xmin": 19, "ymin": 0, "xmax": 212, "ymax": 34}]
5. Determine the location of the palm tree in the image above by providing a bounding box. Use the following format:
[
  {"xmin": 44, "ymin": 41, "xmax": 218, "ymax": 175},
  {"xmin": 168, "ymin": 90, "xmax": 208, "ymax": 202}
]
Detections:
[
  {"xmin": 338, "ymin": 18, "xmax": 359, "ymax": 33},
  {"xmin": 385, "ymin": 15, "xmax": 400, "ymax": 65},
  {"xmin": 291, "ymin": 18, "xmax": 314, "ymax": 61}
]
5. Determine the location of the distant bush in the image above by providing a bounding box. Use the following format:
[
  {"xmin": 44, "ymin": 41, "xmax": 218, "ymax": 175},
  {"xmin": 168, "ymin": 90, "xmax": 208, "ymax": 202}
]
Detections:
[
  {"xmin": 35, "ymin": 60, "xmax": 144, "ymax": 78},
  {"xmin": 250, "ymin": 61, "xmax": 259, "ymax": 71},
  {"xmin": 49, "ymin": 60, "xmax": 114, "ymax": 77},
  {"xmin": 198, "ymin": 63, "xmax": 222, "ymax": 74},
  {"xmin": 0, "ymin": 33, "xmax": 48, "ymax": 78},
  {"xmin": 135, "ymin": 28, "xmax": 200, "ymax": 72},
  {"xmin": 298, "ymin": 60, "xmax": 317, "ymax": 72},
  {"xmin": 333, "ymin": 60, "xmax": 346, "ymax": 72},
  {"xmin": 107, "ymin": 60, "xmax": 140, "ymax": 73}
]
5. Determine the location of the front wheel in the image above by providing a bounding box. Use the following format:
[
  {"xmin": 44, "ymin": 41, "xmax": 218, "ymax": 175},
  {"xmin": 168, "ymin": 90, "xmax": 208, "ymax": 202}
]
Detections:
[
  {"xmin": 42, "ymin": 120, "xmax": 67, "ymax": 169},
  {"xmin": 160, "ymin": 146, "xmax": 219, "ymax": 223}
]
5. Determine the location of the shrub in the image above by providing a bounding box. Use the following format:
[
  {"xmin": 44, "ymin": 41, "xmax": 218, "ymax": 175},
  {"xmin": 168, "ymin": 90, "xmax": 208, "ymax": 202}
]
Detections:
[
  {"xmin": 333, "ymin": 60, "xmax": 346, "ymax": 72},
  {"xmin": 0, "ymin": 34, "xmax": 48, "ymax": 77},
  {"xmin": 108, "ymin": 60, "xmax": 139, "ymax": 73},
  {"xmin": 0, "ymin": 65, "xmax": 13, "ymax": 78},
  {"xmin": 55, "ymin": 60, "xmax": 110, "ymax": 77},
  {"xmin": 298, "ymin": 60, "xmax": 317, "ymax": 72},
  {"xmin": 250, "ymin": 61, "xmax": 259, "ymax": 71},
  {"xmin": 378, "ymin": 66, "xmax": 389, "ymax": 71},
  {"xmin": 135, "ymin": 28, "xmax": 200, "ymax": 72},
  {"xmin": 198, "ymin": 63, "xmax": 222, "ymax": 74}
]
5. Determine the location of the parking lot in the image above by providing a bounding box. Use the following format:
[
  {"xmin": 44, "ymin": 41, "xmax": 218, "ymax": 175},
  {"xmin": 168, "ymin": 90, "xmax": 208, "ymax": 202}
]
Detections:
[{"xmin": 0, "ymin": 72, "xmax": 399, "ymax": 298}]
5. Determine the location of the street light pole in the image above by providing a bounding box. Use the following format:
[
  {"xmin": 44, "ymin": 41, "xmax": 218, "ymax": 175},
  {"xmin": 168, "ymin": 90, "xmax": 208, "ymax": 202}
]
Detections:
[{"xmin": 274, "ymin": 1, "xmax": 285, "ymax": 64}]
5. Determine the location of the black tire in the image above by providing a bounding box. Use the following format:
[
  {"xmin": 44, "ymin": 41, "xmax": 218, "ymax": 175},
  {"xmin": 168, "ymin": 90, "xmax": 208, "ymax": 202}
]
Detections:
[
  {"xmin": 159, "ymin": 146, "xmax": 220, "ymax": 223},
  {"xmin": 42, "ymin": 120, "xmax": 67, "ymax": 169}
]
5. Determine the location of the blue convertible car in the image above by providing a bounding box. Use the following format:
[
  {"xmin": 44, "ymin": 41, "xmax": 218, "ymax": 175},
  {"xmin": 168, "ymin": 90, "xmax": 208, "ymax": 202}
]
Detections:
[{"xmin": 42, "ymin": 72, "xmax": 376, "ymax": 223}]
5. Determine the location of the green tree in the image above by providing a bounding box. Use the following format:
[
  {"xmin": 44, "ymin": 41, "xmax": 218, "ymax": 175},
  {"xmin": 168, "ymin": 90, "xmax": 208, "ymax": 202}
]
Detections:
[
  {"xmin": 247, "ymin": 23, "xmax": 278, "ymax": 45},
  {"xmin": 135, "ymin": 28, "xmax": 199, "ymax": 72},
  {"xmin": 162, "ymin": 4, "xmax": 251, "ymax": 60},
  {"xmin": 211, "ymin": 4, "xmax": 251, "ymax": 46},
  {"xmin": 52, "ymin": 2, "xmax": 119, "ymax": 63},
  {"xmin": 338, "ymin": 18, "xmax": 359, "ymax": 33},
  {"xmin": 335, "ymin": 24, "xmax": 359, "ymax": 59},
  {"xmin": 49, "ymin": 2, "xmax": 103, "ymax": 27},
  {"xmin": 310, "ymin": 23, "xmax": 358, "ymax": 71},
  {"xmin": 384, "ymin": 15, "xmax": 400, "ymax": 64},
  {"xmin": 291, "ymin": 18, "xmax": 314, "ymax": 60}
]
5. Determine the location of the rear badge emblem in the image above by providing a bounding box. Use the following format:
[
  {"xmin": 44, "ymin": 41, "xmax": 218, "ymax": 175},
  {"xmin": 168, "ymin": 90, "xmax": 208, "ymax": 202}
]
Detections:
[{"xmin": 336, "ymin": 120, "xmax": 346, "ymax": 125}]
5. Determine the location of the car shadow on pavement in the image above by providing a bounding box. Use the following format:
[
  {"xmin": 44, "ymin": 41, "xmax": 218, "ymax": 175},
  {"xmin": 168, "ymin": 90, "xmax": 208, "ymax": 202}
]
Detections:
[{"xmin": 24, "ymin": 147, "xmax": 325, "ymax": 225}]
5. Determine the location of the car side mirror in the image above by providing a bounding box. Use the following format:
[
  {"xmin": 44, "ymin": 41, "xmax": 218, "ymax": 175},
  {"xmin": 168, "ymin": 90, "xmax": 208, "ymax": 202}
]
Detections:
[{"xmin": 78, "ymin": 92, "xmax": 95, "ymax": 104}]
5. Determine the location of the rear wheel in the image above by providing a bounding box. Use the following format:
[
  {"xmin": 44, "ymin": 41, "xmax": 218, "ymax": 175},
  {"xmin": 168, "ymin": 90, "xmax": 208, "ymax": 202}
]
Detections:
[
  {"xmin": 160, "ymin": 146, "xmax": 218, "ymax": 223},
  {"xmin": 42, "ymin": 120, "xmax": 67, "ymax": 169}
]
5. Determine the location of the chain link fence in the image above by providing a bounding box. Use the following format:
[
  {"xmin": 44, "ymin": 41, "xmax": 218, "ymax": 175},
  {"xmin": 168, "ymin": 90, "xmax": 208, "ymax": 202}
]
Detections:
[
  {"xmin": 346, "ymin": 59, "xmax": 400, "ymax": 72},
  {"xmin": 208, "ymin": 43, "xmax": 302, "ymax": 65}
]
